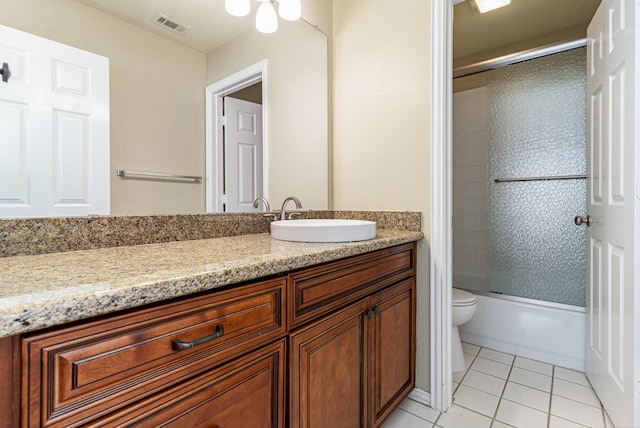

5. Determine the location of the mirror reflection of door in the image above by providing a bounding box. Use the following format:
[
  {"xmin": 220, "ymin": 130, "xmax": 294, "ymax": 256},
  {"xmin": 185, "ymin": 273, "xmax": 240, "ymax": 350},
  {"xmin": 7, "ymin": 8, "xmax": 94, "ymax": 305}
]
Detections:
[{"xmin": 223, "ymin": 82, "xmax": 263, "ymax": 212}]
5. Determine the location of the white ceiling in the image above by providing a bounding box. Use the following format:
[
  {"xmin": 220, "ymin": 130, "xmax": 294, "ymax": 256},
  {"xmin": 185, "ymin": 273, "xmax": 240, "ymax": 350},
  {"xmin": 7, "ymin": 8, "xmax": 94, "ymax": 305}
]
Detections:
[
  {"xmin": 74, "ymin": 0, "xmax": 602, "ymax": 59},
  {"xmin": 74, "ymin": 0, "xmax": 255, "ymax": 53},
  {"xmin": 454, "ymin": 0, "xmax": 602, "ymax": 60}
]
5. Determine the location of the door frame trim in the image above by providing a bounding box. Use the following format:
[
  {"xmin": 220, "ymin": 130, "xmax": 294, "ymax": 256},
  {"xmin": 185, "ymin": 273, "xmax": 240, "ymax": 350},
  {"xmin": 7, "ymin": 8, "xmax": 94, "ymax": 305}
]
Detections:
[
  {"xmin": 205, "ymin": 60, "xmax": 269, "ymax": 212},
  {"xmin": 429, "ymin": 0, "xmax": 454, "ymax": 412}
]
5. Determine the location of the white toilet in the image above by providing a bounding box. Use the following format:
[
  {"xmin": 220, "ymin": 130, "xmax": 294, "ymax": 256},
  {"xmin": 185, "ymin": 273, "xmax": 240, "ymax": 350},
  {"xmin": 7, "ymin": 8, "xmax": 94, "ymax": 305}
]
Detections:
[{"xmin": 452, "ymin": 288, "xmax": 477, "ymax": 372}]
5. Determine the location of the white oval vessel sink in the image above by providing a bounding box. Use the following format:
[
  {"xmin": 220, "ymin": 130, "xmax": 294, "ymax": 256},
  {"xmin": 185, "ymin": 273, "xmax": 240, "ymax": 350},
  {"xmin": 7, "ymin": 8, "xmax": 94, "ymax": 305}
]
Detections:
[{"xmin": 270, "ymin": 219, "xmax": 376, "ymax": 243}]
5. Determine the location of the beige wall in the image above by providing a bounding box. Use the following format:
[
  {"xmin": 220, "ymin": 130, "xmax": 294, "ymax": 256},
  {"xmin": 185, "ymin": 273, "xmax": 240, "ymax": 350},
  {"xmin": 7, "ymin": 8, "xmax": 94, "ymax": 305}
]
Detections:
[
  {"xmin": 206, "ymin": 16, "xmax": 329, "ymax": 210},
  {"xmin": 332, "ymin": 0, "xmax": 432, "ymax": 390},
  {"xmin": 0, "ymin": 0, "xmax": 207, "ymax": 215}
]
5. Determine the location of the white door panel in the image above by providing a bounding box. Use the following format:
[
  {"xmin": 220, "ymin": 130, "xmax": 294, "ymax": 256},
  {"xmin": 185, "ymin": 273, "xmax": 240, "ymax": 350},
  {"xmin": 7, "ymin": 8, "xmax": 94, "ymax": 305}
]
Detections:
[
  {"xmin": 0, "ymin": 100, "xmax": 29, "ymax": 206},
  {"xmin": 223, "ymin": 97, "xmax": 263, "ymax": 212},
  {"xmin": 0, "ymin": 24, "xmax": 109, "ymax": 217},
  {"xmin": 586, "ymin": 0, "xmax": 639, "ymax": 426}
]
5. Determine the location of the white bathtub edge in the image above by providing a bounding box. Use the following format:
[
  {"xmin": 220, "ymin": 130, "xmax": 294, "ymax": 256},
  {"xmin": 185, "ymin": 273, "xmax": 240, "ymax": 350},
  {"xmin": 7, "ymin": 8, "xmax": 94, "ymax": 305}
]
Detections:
[{"xmin": 458, "ymin": 293, "xmax": 586, "ymax": 371}]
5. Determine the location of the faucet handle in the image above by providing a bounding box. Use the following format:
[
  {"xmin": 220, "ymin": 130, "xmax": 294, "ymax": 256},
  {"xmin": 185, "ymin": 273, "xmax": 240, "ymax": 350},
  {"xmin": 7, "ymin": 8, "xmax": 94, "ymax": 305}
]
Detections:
[
  {"xmin": 288, "ymin": 212, "xmax": 302, "ymax": 220},
  {"xmin": 263, "ymin": 213, "xmax": 278, "ymax": 221}
]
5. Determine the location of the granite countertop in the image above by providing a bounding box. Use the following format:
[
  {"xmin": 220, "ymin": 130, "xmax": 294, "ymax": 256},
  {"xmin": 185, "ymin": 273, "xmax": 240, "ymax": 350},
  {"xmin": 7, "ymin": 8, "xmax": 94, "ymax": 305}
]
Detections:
[{"xmin": 0, "ymin": 230, "xmax": 423, "ymax": 338}]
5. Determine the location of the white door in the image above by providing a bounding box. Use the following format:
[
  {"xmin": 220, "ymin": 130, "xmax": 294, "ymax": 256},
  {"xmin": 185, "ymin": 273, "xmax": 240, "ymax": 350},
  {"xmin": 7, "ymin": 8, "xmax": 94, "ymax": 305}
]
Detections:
[
  {"xmin": 0, "ymin": 24, "xmax": 110, "ymax": 218},
  {"xmin": 585, "ymin": 1, "xmax": 640, "ymax": 426},
  {"xmin": 223, "ymin": 96, "xmax": 263, "ymax": 212}
]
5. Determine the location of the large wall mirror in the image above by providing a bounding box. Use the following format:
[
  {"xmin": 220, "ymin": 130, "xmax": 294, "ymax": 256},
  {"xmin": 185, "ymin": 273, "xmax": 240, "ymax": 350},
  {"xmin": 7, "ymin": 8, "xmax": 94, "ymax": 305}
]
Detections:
[{"xmin": 0, "ymin": 0, "xmax": 329, "ymax": 217}]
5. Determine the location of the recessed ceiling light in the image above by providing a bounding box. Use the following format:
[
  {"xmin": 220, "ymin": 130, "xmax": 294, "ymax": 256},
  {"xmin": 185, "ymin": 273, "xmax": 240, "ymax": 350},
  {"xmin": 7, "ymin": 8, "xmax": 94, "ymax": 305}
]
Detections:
[{"xmin": 468, "ymin": 0, "xmax": 511, "ymax": 13}]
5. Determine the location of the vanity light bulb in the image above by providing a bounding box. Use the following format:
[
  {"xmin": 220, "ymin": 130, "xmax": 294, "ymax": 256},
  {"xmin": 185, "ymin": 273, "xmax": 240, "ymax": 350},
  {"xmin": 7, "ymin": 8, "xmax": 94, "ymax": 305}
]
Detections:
[
  {"xmin": 278, "ymin": 0, "xmax": 301, "ymax": 21},
  {"xmin": 256, "ymin": 2, "xmax": 278, "ymax": 33},
  {"xmin": 225, "ymin": 0, "xmax": 251, "ymax": 17}
]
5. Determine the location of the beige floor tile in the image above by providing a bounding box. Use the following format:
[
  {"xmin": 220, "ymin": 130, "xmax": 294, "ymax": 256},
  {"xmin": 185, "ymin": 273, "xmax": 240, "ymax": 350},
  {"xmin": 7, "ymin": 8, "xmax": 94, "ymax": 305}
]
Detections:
[
  {"xmin": 454, "ymin": 384, "xmax": 500, "ymax": 417},
  {"xmin": 436, "ymin": 404, "xmax": 492, "ymax": 428},
  {"xmin": 554, "ymin": 367, "xmax": 591, "ymax": 387},
  {"xmin": 382, "ymin": 408, "xmax": 434, "ymax": 428},
  {"xmin": 551, "ymin": 395, "xmax": 604, "ymax": 428},
  {"xmin": 491, "ymin": 421, "xmax": 515, "ymax": 428},
  {"xmin": 548, "ymin": 415, "xmax": 590, "ymax": 428},
  {"xmin": 495, "ymin": 399, "xmax": 549, "ymax": 428},
  {"xmin": 471, "ymin": 356, "xmax": 512, "ymax": 379},
  {"xmin": 464, "ymin": 352, "xmax": 476, "ymax": 369},
  {"xmin": 461, "ymin": 369, "xmax": 507, "ymax": 396},
  {"xmin": 514, "ymin": 356, "xmax": 553, "ymax": 376},
  {"xmin": 509, "ymin": 367, "xmax": 552, "ymax": 392},
  {"xmin": 478, "ymin": 348, "xmax": 515, "ymax": 366},
  {"xmin": 553, "ymin": 378, "xmax": 601, "ymax": 408},
  {"xmin": 503, "ymin": 381, "xmax": 550, "ymax": 412}
]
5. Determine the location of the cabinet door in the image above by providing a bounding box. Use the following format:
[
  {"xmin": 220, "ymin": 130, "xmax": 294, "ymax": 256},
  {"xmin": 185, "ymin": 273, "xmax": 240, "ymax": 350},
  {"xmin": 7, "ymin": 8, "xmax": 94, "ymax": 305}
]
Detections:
[
  {"xmin": 369, "ymin": 279, "xmax": 416, "ymax": 427},
  {"xmin": 88, "ymin": 339, "xmax": 286, "ymax": 428},
  {"xmin": 290, "ymin": 301, "xmax": 369, "ymax": 428}
]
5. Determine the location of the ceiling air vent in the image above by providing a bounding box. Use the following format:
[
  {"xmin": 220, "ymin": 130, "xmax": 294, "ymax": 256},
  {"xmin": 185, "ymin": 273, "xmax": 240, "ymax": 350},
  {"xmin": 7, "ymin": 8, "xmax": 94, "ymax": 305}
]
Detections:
[{"xmin": 153, "ymin": 14, "xmax": 191, "ymax": 35}]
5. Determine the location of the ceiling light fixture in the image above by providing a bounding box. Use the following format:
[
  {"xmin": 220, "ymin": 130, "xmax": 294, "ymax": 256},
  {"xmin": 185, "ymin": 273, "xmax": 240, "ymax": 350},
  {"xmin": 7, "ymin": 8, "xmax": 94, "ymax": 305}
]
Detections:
[
  {"xmin": 225, "ymin": 0, "xmax": 302, "ymax": 34},
  {"xmin": 468, "ymin": 0, "xmax": 511, "ymax": 13}
]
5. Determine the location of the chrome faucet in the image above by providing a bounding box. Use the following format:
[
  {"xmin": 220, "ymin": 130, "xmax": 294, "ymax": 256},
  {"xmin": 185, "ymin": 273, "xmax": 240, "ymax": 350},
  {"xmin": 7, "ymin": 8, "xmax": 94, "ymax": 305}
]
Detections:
[
  {"xmin": 253, "ymin": 197, "xmax": 271, "ymax": 212},
  {"xmin": 253, "ymin": 197, "xmax": 278, "ymax": 220},
  {"xmin": 279, "ymin": 196, "xmax": 303, "ymax": 220}
]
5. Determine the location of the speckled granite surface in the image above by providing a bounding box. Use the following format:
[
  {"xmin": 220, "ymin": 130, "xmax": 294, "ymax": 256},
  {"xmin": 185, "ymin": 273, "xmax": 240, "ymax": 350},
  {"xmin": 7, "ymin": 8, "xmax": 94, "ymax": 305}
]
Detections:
[
  {"xmin": 0, "ymin": 230, "xmax": 423, "ymax": 338},
  {"xmin": 0, "ymin": 211, "xmax": 421, "ymax": 257}
]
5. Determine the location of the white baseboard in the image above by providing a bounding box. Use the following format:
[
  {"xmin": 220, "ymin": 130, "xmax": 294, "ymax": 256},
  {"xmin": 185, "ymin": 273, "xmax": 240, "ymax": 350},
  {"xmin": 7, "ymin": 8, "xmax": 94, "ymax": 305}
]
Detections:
[{"xmin": 408, "ymin": 388, "xmax": 431, "ymax": 406}]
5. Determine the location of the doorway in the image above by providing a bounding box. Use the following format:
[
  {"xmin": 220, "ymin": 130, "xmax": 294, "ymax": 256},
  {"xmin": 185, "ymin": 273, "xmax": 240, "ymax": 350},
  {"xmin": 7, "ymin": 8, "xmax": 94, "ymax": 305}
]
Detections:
[
  {"xmin": 205, "ymin": 60, "xmax": 269, "ymax": 213},
  {"xmin": 428, "ymin": 0, "xmax": 603, "ymax": 413},
  {"xmin": 223, "ymin": 85, "xmax": 264, "ymax": 212}
]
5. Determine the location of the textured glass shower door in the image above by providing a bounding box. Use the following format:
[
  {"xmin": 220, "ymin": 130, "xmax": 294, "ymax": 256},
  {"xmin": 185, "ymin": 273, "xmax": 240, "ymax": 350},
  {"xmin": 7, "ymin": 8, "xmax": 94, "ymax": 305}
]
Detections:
[{"xmin": 487, "ymin": 48, "xmax": 587, "ymax": 307}]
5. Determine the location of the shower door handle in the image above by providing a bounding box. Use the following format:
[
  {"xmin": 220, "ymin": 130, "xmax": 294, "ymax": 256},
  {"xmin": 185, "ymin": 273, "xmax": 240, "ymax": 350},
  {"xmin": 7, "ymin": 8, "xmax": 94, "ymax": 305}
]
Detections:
[{"xmin": 574, "ymin": 215, "xmax": 591, "ymax": 227}]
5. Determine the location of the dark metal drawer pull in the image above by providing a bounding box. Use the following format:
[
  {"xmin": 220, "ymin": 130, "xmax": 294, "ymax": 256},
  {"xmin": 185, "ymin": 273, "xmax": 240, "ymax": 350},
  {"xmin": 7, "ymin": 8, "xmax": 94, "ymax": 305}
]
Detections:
[{"xmin": 172, "ymin": 324, "xmax": 225, "ymax": 351}]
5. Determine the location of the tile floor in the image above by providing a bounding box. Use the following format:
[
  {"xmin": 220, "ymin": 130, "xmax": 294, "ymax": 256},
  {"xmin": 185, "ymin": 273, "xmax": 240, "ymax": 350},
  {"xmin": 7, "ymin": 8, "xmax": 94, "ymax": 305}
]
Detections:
[{"xmin": 383, "ymin": 343, "xmax": 615, "ymax": 428}]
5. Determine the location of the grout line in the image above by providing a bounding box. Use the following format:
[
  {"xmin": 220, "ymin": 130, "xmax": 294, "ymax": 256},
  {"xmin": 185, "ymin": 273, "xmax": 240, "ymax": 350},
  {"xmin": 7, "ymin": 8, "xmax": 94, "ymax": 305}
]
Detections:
[
  {"xmin": 489, "ymin": 345, "xmax": 512, "ymax": 424},
  {"xmin": 547, "ymin": 365, "xmax": 555, "ymax": 428}
]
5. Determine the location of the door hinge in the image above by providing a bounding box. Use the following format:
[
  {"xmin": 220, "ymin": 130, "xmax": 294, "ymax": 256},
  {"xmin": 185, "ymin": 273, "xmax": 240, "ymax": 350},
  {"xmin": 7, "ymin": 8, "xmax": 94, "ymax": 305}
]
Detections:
[
  {"xmin": 220, "ymin": 116, "xmax": 227, "ymax": 126},
  {"xmin": 222, "ymin": 193, "xmax": 228, "ymax": 204}
]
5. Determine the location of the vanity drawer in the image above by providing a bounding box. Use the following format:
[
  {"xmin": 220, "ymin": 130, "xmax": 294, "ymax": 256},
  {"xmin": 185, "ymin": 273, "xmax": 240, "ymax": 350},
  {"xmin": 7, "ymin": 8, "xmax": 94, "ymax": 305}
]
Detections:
[
  {"xmin": 87, "ymin": 339, "xmax": 286, "ymax": 428},
  {"xmin": 288, "ymin": 243, "xmax": 415, "ymax": 328},
  {"xmin": 22, "ymin": 278, "xmax": 286, "ymax": 428}
]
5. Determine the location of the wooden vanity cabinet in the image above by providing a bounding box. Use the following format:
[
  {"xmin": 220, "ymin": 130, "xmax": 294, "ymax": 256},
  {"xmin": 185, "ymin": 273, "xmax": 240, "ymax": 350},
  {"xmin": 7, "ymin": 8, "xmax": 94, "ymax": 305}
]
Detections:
[
  {"xmin": 289, "ymin": 244, "xmax": 416, "ymax": 428},
  {"xmin": 16, "ymin": 242, "xmax": 416, "ymax": 427}
]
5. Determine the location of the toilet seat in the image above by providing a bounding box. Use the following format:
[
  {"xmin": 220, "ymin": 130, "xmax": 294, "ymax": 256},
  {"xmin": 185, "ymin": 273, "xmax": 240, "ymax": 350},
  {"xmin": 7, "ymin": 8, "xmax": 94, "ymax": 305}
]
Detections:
[{"xmin": 452, "ymin": 288, "xmax": 476, "ymax": 306}]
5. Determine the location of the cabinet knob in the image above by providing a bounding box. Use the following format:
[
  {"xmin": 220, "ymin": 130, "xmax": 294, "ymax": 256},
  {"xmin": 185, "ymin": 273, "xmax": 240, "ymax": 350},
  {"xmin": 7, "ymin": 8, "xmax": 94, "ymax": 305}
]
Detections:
[{"xmin": 366, "ymin": 305, "xmax": 380, "ymax": 318}]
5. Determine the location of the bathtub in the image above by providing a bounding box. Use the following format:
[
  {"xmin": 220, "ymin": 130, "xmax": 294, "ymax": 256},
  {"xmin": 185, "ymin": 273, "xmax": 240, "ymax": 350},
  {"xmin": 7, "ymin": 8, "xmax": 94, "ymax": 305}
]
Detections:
[{"xmin": 458, "ymin": 290, "xmax": 586, "ymax": 371}]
